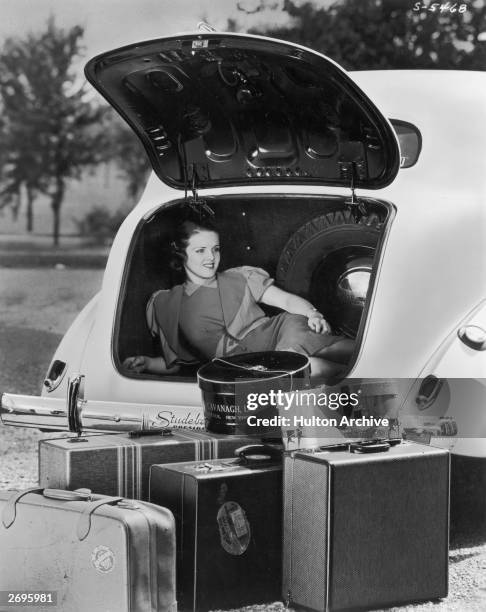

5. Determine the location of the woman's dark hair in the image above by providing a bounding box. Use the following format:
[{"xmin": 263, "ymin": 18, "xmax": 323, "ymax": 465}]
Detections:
[{"xmin": 170, "ymin": 213, "xmax": 219, "ymax": 272}]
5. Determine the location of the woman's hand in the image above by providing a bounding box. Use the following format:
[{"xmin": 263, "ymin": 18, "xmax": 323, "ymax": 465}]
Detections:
[
  {"xmin": 307, "ymin": 312, "xmax": 332, "ymax": 334},
  {"xmin": 123, "ymin": 355, "xmax": 151, "ymax": 373},
  {"xmin": 260, "ymin": 285, "xmax": 332, "ymax": 334},
  {"xmin": 123, "ymin": 355, "xmax": 179, "ymax": 375}
]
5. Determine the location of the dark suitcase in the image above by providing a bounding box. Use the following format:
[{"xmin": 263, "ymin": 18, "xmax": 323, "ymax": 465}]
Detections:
[
  {"xmin": 149, "ymin": 445, "xmax": 283, "ymax": 612},
  {"xmin": 0, "ymin": 487, "xmax": 176, "ymax": 612},
  {"xmin": 39, "ymin": 429, "xmax": 256, "ymax": 500},
  {"xmin": 283, "ymin": 439, "xmax": 449, "ymax": 611}
]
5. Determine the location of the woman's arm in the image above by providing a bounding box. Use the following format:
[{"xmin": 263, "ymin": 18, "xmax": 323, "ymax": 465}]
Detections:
[
  {"xmin": 259, "ymin": 285, "xmax": 331, "ymax": 334},
  {"xmin": 123, "ymin": 355, "xmax": 180, "ymax": 375}
]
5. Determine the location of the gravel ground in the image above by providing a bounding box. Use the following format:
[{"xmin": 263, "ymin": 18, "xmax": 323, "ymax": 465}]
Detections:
[
  {"xmin": 1, "ymin": 265, "xmax": 485, "ymax": 612},
  {"xmin": 0, "ymin": 268, "xmax": 103, "ymax": 334}
]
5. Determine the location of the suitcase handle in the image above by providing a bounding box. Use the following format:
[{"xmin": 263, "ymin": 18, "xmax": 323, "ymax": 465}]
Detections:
[
  {"xmin": 2, "ymin": 487, "xmax": 93, "ymax": 529},
  {"xmin": 350, "ymin": 441, "xmax": 391, "ymax": 453},
  {"xmin": 2, "ymin": 488, "xmax": 126, "ymax": 540},
  {"xmin": 2, "ymin": 487, "xmax": 44, "ymax": 529},
  {"xmin": 235, "ymin": 444, "xmax": 282, "ymax": 465},
  {"xmin": 77, "ymin": 496, "xmax": 125, "ymax": 541},
  {"xmin": 128, "ymin": 427, "xmax": 172, "ymax": 438},
  {"xmin": 42, "ymin": 488, "xmax": 92, "ymax": 501}
]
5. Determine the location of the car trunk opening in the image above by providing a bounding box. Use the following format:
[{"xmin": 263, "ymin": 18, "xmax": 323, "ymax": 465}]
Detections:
[{"xmin": 115, "ymin": 194, "xmax": 393, "ymax": 380}]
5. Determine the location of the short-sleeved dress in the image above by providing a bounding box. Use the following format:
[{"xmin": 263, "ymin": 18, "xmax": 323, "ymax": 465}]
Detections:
[{"xmin": 146, "ymin": 266, "xmax": 345, "ymax": 367}]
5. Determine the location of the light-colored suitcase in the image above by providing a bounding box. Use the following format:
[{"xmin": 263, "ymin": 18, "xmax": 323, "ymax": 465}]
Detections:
[
  {"xmin": 39, "ymin": 429, "xmax": 257, "ymax": 500},
  {"xmin": 0, "ymin": 487, "xmax": 177, "ymax": 612}
]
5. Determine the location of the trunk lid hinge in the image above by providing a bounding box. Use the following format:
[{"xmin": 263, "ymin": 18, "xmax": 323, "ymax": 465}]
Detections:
[
  {"xmin": 340, "ymin": 160, "xmax": 369, "ymax": 223},
  {"xmin": 184, "ymin": 163, "xmax": 214, "ymax": 216}
]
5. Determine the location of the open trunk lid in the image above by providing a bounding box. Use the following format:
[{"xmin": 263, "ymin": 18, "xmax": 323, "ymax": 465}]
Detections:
[{"xmin": 85, "ymin": 32, "xmax": 400, "ymax": 192}]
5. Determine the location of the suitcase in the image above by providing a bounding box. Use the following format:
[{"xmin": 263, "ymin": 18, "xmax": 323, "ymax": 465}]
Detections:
[
  {"xmin": 149, "ymin": 445, "xmax": 283, "ymax": 612},
  {"xmin": 39, "ymin": 429, "xmax": 257, "ymax": 500},
  {"xmin": 0, "ymin": 487, "xmax": 176, "ymax": 612},
  {"xmin": 283, "ymin": 439, "xmax": 449, "ymax": 611}
]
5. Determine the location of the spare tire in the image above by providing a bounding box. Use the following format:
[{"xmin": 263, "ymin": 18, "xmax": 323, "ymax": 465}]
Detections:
[{"xmin": 276, "ymin": 210, "xmax": 382, "ymax": 338}]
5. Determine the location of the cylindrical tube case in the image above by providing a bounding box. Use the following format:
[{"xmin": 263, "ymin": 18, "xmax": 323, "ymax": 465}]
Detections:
[{"xmin": 197, "ymin": 351, "xmax": 310, "ymax": 435}]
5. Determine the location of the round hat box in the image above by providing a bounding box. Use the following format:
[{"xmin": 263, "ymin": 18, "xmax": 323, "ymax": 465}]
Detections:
[{"xmin": 197, "ymin": 351, "xmax": 311, "ymax": 435}]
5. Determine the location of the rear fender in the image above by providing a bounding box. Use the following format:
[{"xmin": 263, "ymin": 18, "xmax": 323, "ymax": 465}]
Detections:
[
  {"xmin": 400, "ymin": 299, "xmax": 486, "ymax": 457},
  {"xmin": 41, "ymin": 294, "xmax": 99, "ymax": 399}
]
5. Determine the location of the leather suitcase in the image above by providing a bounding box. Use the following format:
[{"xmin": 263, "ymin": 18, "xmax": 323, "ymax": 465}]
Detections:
[
  {"xmin": 39, "ymin": 429, "xmax": 256, "ymax": 500},
  {"xmin": 283, "ymin": 439, "xmax": 449, "ymax": 611},
  {"xmin": 149, "ymin": 445, "xmax": 282, "ymax": 612},
  {"xmin": 0, "ymin": 487, "xmax": 176, "ymax": 612}
]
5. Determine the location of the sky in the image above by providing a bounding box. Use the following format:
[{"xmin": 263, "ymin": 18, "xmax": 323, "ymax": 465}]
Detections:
[
  {"xmin": 0, "ymin": 0, "xmax": 326, "ymax": 81},
  {"xmin": 0, "ymin": 0, "xmax": 319, "ymax": 60},
  {"xmin": 2, "ymin": 1, "xmax": 483, "ymax": 76}
]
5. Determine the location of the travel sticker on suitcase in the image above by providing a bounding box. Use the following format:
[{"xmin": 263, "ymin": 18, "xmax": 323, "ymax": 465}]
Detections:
[{"xmin": 217, "ymin": 501, "xmax": 251, "ymax": 555}]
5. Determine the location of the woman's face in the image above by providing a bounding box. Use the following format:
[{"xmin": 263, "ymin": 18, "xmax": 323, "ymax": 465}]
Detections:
[{"xmin": 183, "ymin": 230, "xmax": 220, "ymax": 283}]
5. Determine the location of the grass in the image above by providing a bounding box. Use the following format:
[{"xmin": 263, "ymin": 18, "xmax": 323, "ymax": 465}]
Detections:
[{"xmin": 0, "ymin": 233, "xmax": 109, "ymax": 268}]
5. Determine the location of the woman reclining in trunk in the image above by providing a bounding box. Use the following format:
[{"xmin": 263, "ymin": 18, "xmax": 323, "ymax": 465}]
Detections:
[{"xmin": 123, "ymin": 214, "xmax": 354, "ymax": 380}]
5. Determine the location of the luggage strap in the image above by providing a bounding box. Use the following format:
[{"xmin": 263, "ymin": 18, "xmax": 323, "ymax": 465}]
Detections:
[
  {"xmin": 2, "ymin": 488, "xmax": 125, "ymax": 540},
  {"xmin": 77, "ymin": 497, "xmax": 124, "ymax": 541},
  {"xmin": 2, "ymin": 487, "xmax": 44, "ymax": 529}
]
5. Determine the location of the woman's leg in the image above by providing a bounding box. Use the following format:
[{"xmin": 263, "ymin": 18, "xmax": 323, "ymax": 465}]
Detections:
[
  {"xmin": 314, "ymin": 338, "xmax": 355, "ymax": 364},
  {"xmin": 307, "ymin": 338, "xmax": 355, "ymax": 383},
  {"xmin": 308, "ymin": 356, "xmax": 347, "ymax": 383}
]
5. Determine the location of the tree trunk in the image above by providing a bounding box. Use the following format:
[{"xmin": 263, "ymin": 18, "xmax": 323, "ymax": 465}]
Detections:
[
  {"xmin": 50, "ymin": 178, "xmax": 65, "ymax": 246},
  {"xmin": 11, "ymin": 191, "xmax": 21, "ymax": 222},
  {"xmin": 26, "ymin": 186, "xmax": 34, "ymax": 233}
]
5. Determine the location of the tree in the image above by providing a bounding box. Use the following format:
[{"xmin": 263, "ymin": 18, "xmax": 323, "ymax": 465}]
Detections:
[
  {"xmin": 241, "ymin": 0, "xmax": 486, "ymax": 70},
  {"xmin": 0, "ymin": 18, "xmax": 108, "ymax": 244},
  {"xmin": 0, "ymin": 94, "xmax": 45, "ymax": 231},
  {"xmin": 108, "ymin": 115, "xmax": 151, "ymax": 201}
]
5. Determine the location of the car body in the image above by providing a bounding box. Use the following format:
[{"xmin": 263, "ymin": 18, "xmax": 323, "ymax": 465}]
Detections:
[{"xmin": 2, "ymin": 32, "xmax": 485, "ymax": 457}]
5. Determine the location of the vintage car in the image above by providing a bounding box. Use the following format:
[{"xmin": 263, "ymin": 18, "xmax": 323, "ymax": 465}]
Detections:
[{"xmin": 1, "ymin": 31, "xmax": 485, "ymax": 457}]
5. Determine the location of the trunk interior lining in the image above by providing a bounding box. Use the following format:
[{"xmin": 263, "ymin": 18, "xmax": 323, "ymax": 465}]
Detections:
[{"xmin": 115, "ymin": 194, "xmax": 389, "ymax": 378}]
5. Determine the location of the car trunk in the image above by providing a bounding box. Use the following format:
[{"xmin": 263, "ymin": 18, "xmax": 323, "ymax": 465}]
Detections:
[
  {"xmin": 86, "ymin": 32, "xmax": 400, "ymax": 381},
  {"xmin": 115, "ymin": 193, "xmax": 393, "ymax": 379}
]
